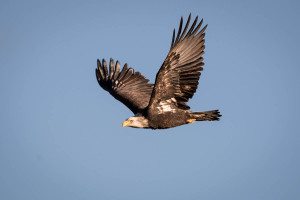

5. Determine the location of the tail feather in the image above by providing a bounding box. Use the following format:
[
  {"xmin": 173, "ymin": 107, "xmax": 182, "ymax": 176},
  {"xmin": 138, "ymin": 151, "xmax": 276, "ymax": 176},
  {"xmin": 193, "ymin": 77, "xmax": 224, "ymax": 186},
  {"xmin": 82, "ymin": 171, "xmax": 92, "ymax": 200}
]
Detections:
[{"xmin": 191, "ymin": 110, "xmax": 221, "ymax": 121}]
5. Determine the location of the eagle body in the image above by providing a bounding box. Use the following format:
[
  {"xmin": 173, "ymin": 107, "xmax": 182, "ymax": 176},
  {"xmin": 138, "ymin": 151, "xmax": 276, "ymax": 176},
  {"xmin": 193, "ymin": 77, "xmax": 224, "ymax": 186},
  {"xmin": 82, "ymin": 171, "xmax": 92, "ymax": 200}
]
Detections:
[
  {"xmin": 146, "ymin": 109, "xmax": 190, "ymax": 129},
  {"xmin": 96, "ymin": 14, "xmax": 221, "ymax": 129}
]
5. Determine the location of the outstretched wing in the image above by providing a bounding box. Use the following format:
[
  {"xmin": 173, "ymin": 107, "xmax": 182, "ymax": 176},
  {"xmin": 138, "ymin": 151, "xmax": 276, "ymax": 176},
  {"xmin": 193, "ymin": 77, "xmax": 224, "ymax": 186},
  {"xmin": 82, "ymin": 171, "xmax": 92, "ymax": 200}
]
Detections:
[
  {"xmin": 148, "ymin": 14, "xmax": 207, "ymax": 112},
  {"xmin": 96, "ymin": 58, "xmax": 153, "ymax": 114}
]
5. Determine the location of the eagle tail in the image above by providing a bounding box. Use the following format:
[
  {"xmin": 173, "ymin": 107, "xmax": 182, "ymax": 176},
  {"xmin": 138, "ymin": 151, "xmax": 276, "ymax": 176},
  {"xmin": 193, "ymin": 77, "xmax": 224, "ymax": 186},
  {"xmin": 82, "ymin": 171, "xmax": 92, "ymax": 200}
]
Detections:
[{"xmin": 191, "ymin": 110, "xmax": 221, "ymax": 121}]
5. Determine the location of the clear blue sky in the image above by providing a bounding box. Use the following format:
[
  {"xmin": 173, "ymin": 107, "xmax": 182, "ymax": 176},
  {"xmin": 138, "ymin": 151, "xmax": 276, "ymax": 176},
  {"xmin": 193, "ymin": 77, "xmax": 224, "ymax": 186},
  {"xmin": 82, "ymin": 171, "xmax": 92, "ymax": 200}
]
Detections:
[{"xmin": 1, "ymin": 0, "xmax": 299, "ymax": 199}]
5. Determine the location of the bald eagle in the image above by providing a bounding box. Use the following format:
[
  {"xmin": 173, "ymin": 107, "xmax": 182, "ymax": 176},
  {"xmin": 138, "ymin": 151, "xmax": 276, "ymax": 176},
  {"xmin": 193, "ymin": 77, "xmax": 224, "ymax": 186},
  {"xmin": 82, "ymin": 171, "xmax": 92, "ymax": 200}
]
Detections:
[{"xmin": 96, "ymin": 14, "xmax": 221, "ymax": 129}]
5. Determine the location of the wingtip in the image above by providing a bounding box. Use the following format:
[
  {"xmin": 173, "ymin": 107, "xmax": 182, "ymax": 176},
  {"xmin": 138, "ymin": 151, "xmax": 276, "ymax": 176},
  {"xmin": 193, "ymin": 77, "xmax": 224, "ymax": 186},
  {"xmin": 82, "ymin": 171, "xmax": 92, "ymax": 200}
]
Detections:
[
  {"xmin": 202, "ymin": 24, "xmax": 208, "ymax": 32},
  {"xmin": 109, "ymin": 58, "xmax": 115, "ymax": 66},
  {"xmin": 95, "ymin": 65, "xmax": 102, "ymax": 81},
  {"xmin": 97, "ymin": 59, "xmax": 101, "ymax": 68},
  {"xmin": 102, "ymin": 58, "xmax": 107, "ymax": 65}
]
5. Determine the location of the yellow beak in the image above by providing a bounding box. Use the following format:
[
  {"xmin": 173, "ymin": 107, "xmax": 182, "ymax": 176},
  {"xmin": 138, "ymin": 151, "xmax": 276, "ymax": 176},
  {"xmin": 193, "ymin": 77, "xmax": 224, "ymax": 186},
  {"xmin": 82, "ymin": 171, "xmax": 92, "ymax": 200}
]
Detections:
[{"xmin": 122, "ymin": 120, "xmax": 131, "ymax": 127}]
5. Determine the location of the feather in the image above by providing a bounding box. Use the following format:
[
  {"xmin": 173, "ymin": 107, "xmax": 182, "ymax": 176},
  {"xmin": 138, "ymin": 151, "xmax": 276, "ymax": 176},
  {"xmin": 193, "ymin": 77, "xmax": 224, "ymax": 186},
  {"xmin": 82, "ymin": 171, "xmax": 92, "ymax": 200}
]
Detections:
[
  {"xmin": 109, "ymin": 58, "xmax": 115, "ymax": 79},
  {"xmin": 102, "ymin": 59, "xmax": 108, "ymax": 81},
  {"xmin": 174, "ymin": 17, "xmax": 183, "ymax": 45},
  {"xmin": 178, "ymin": 14, "xmax": 191, "ymax": 42},
  {"xmin": 113, "ymin": 61, "xmax": 121, "ymax": 80},
  {"xmin": 117, "ymin": 63, "xmax": 128, "ymax": 81},
  {"xmin": 97, "ymin": 59, "xmax": 104, "ymax": 80}
]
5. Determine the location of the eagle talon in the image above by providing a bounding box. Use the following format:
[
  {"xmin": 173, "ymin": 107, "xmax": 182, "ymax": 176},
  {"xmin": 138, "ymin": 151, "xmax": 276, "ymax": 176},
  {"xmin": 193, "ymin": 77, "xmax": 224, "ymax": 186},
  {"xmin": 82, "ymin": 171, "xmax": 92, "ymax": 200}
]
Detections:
[{"xmin": 187, "ymin": 119, "xmax": 196, "ymax": 123}]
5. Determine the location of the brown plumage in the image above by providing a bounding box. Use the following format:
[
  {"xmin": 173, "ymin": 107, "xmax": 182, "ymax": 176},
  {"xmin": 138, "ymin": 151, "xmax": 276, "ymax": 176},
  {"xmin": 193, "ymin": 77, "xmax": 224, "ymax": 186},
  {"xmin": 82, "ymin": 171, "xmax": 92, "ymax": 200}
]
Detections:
[{"xmin": 95, "ymin": 14, "xmax": 221, "ymax": 129}]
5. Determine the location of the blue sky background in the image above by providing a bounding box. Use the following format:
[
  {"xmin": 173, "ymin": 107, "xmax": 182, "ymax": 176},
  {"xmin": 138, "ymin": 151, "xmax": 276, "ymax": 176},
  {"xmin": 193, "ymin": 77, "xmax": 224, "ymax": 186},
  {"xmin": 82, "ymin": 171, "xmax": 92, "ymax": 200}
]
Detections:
[{"xmin": 1, "ymin": 0, "xmax": 299, "ymax": 199}]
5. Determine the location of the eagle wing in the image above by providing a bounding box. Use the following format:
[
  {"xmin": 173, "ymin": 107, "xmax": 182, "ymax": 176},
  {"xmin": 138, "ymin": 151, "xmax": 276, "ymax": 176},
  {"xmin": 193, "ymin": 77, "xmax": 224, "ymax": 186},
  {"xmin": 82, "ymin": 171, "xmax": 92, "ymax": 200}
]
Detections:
[
  {"xmin": 148, "ymin": 14, "xmax": 207, "ymax": 112},
  {"xmin": 96, "ymin": 58, "xmax": 153, "ymax": 114}
]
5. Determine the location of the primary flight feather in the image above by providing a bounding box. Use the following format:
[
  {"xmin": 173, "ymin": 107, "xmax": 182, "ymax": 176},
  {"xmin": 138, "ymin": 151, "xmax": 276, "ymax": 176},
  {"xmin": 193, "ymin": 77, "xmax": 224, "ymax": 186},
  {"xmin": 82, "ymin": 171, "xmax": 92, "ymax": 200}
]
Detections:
[{"xmin": 95, "ymin": 14, "xmax": 221, "ymax": 129}]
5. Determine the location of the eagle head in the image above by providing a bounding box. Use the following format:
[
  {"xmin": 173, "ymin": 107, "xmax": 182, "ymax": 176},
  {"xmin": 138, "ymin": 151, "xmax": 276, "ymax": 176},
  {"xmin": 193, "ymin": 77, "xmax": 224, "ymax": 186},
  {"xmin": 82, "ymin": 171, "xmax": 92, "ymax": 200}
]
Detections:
[{"xmin": 122, "ymin": 116, "xmax": 150, "ymax": 128}]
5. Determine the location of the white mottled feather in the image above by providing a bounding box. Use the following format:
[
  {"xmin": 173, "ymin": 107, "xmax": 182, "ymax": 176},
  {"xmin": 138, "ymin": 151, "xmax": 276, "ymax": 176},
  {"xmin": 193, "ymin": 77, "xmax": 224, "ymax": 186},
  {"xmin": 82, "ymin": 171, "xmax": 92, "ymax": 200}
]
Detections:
[{"xmin": 157, "ymin": 98, "xmax": 177, "ymax": 113}]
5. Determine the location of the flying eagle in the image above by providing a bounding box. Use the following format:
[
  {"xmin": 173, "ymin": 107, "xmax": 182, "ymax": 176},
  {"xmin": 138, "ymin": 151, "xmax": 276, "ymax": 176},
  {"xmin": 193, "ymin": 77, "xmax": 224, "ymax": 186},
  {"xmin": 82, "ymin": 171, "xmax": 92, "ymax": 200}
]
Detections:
[{"xmin": 96, "ymin": 14, "xmax": 221, "ymax": 129}]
